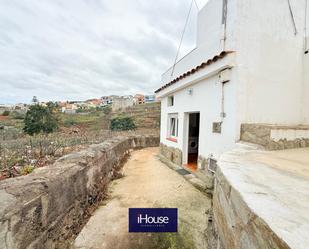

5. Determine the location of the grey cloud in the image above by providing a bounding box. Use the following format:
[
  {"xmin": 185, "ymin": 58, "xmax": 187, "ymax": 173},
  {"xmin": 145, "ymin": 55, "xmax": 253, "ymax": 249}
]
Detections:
[{"xmin": 0, "ymin": 0, "xmax": 208, "ymax": 104}]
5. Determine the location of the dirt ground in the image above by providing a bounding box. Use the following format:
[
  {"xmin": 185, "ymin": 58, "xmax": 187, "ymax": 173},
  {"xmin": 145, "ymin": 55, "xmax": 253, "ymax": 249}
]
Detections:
[{"xmin": 73, "ymin": 147, "xmax": 210, "ymax": 249}]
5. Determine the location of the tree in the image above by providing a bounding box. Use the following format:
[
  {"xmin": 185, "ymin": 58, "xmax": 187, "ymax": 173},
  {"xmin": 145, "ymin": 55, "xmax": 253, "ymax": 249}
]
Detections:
[
  {"xmin": 2, "ymin": 110, "xmax": 10, "ymax": 116},
  {"xmin": 23, "ymin": 105, "xmax": 58, "ymax": 136},
  {"xmin": 32, "ymin": 96, "xmax": 38, "ymax": 104},
  {"xmin": 46, "ymin": 101, "xmax": 59, "ymax": 113}
]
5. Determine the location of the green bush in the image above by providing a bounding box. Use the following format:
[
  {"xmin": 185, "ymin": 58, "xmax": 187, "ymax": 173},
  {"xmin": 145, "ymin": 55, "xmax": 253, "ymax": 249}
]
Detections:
[
  {"xmin": 64, "ymin": 119, "xmax": 77, "ymax": 126},
  {"xmin": 102, "ymin": 106, "xmax": 112, "ymax": 115},
  {"xmin": 110, "ymin": 117, "xmax": 136, "ymax": 131},
  {"xmin": 2, "ymin": 110, "xmax": 10, "ymax": 116},
  {"xmin": 24, "ymin": 105, "xmax": 58, "ymax": 135}
]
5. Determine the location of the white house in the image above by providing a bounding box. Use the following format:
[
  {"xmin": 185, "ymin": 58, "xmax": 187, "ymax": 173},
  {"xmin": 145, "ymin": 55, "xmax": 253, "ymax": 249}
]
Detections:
[{"xmin": 156, "ymin": 0, "xmax": 309, "ymax": 170}]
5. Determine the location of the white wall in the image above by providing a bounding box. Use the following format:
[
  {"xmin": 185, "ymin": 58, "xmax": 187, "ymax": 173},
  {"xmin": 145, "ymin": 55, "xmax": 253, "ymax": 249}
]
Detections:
[
  {"xmin": 161, "ymin": 0, "xmax": 237, "ymax": 84},
  {"xmin": 160, "ymin": 71, "xmax": 238, "ymax": 161},
  {"xmin": 235, "ymin": 0, "xmax": 308, "ymax": 125},
  {"xmin": 303, "ymin": 53, "xmax": 309, "ymax": 123}
]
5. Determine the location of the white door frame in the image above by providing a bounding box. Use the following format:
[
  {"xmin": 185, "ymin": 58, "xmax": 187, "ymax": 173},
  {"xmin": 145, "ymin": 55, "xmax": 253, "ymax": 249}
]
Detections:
[
  {"xmin": 182, "ymin": 113, "xmax": 189, "ymax": 165},
  {"xmin": 182, "ymin": 111, "xmax": 200, "ymax": 166}
]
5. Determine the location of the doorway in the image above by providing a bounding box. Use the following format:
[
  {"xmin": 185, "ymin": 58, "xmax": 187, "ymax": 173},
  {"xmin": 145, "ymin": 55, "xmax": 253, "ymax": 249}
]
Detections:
[{"xmin": 186, "ymin": 113, "xmax": 200, "ymax": 170}]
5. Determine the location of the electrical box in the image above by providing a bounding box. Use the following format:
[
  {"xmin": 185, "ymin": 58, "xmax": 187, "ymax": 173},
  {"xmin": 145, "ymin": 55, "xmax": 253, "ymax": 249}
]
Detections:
[
  {"xmin": 212, "ymin": 122, "xmax": 222, "ymax": 133},
  {"xmin": 219, "ymin": 68, "xmax": 231, "ymax": 83}
]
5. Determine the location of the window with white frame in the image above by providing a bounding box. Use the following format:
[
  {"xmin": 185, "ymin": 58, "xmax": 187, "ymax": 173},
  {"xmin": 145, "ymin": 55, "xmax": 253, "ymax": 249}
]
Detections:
[{"xmin": 168, "ymin": 114, "xmax": 178, "ymax": 138}]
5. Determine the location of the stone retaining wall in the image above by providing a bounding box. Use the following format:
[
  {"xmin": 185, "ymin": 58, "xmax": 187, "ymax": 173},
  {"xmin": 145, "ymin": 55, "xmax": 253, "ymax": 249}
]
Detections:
[
  {"xmin": 241, "ymin": 123, "xmax": 309, "ymax": 150},
  {"xmin": 159, "ymin": 143, "xmax": 182, "ymax": 166},
  {"xmin": 212, "ymin": 152, "xmax": 290, "ymax": 249},
  {"xmin": 0, "ymin": 135, "xmax": 159, "ymax": 249}
]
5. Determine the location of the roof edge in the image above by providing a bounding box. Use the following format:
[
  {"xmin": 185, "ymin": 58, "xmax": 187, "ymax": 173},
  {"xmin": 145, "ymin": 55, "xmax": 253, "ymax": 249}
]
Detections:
[{"xmin": 155, "ymin": 51, "xmax": 234, "ymax": 94}]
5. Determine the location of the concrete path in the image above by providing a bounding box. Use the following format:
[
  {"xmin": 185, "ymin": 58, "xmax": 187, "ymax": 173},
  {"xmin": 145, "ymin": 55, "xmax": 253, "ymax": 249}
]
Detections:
[{"xmin": 73, "ymin": 147, "xmax": 210, "ymax": 249}]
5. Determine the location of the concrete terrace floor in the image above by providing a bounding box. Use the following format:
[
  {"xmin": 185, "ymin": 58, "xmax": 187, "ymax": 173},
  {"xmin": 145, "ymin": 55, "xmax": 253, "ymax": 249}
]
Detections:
[
  {"xmin": 73, "ymin": 147, "xmax": 210, "ymax": 249},
  {"xmin": 220, "ymin": 147, "xmax": 309, "ymax": 249}
]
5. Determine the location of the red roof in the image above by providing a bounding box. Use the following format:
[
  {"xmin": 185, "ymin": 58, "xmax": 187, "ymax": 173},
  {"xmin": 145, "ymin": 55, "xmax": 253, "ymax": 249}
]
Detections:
[{"xmin": 155, "ymin": 51, "xmax": 233, "ymax": 94}]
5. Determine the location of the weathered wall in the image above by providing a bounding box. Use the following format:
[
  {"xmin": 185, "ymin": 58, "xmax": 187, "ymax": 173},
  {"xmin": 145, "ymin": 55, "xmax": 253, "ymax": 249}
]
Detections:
[
  {"xmin": 241, "ymin": 123, "xmax": 309, "ymax": 150},
  {"xmin": 235, "ymin": 0, "xmax": 308, "ymax": 125},
  {"xmin": 159, "ymin": 143, "xmax": 183, "ymax": 166},
  {"xmin": 0, "ymin": 135, "xmax": 159, "ymax": 249}
]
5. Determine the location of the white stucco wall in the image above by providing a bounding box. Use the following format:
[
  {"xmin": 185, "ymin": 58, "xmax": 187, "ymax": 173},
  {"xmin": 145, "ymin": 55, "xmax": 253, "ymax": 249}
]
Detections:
[
  {"xmin": 235, "ymin": 0, "xmax": 308, "ymax": 125},
  {"xmin": 160, "ymin": 69, "xmax": 238, "ymax": 161},
  {"xmin": 303, "ymin": 53, "xmax": 309, "ymax": 123},
  {"xmin": 157, "ymin": 0, "xmax": 309, "ymax": 165},
  {"xmin": 161, "ymin": 0, "xmax": 237, "ymax": 85}
]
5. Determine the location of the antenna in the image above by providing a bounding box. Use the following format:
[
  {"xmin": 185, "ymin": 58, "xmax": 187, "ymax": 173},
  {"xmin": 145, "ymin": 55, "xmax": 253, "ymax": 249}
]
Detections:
[
  {"xmin": 170, "ymin": 0, "xmax": 197, "ymax": 78},
  {"xmin": 287, "ymin": 0, "xmax": 298, "ymax": 35}
]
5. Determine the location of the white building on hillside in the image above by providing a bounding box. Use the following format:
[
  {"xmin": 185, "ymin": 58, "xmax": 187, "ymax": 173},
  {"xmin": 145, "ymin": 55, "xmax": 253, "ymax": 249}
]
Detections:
[
  {"xmin": 112, "ymin": 96, "xmax": 134, "ymax": 111},
  {"xmin": 156, "ymin": 0, "xmax": 309, "ymax": 170}
]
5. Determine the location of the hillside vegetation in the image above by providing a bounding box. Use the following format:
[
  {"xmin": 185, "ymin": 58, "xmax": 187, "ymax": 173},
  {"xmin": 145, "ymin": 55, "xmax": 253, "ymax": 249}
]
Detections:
[{"xmin": 0, "ymin": 103, "xmax": 160, "ymax": 180}]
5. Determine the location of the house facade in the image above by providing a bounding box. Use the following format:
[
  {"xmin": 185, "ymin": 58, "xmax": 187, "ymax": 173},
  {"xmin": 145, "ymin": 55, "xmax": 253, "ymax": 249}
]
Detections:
[
  {"xmin": 112, "ymin": 96, "xmax": 134, "ymax": 111},
  {"xmin": 156, "ymin": 0, "xmax": 309, "ymax": 169}
]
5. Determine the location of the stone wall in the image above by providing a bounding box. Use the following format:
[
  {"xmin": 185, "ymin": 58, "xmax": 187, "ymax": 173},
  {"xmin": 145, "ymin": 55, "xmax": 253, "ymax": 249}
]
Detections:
[
  {"xmin": 212, "ymin": 152, "xmax": 290, "ymax": 249},
  {"xmin": 0, "ymin": 135, "xmax": 159, "ymax": 249},
  {"xmin": 159, "ymin": 143, "xmax": 182, "ymax": 166},
  {"xmin": 241, "ymin": 124, "xmax": 309, "ymax": 150}
]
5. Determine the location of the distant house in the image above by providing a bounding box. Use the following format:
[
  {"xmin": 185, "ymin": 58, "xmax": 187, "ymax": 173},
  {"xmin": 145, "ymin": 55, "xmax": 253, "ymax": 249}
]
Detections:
[
  {"xmin": 112, "ymin": 96, "xmax": 134, "ymax": 111},
  {"xmin": 101, "ymin": 95, "xmax": 119, "ymax": 106},
  {"xmin": 144, "ymin": 95, "xmax": 156, "ymax": 103},
  {"xmin": 61, "ymin": 103, "xmax": 78, "ymax": 114},
  {"xmin": 155, "ymin": 0, "xmax": 309, "ymax": 170},
  {"xmin": 85, "ymin": 98, "xmax": 103, "ymax": 108},
  {"xmin": 133, "ymin": 94, "xmax": 145, "ymax": 105}
]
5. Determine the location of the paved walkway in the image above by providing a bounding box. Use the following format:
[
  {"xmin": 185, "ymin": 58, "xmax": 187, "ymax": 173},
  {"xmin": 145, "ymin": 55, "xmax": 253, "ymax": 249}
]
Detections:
[{"xmin": 73, "ymin": 147, "xmax": 210, "ymax": 249}]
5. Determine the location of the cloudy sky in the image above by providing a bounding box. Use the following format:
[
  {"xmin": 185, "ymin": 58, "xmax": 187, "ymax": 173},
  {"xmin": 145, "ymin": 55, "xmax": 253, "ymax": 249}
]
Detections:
[{"xmin": 0, "ymin": 0, "xmax": 208, "ymax": 104}]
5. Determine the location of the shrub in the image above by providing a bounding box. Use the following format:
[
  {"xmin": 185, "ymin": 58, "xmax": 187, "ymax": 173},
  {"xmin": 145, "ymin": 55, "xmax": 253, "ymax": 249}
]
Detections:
[
  {"xmin": 10, "ymin": 111, "xmax": 25, "ymax": 120},
  {"xmin": 102, "ymin": 106, "xmax": 112, "ymax": 115},
  {"xmin": 110, "ymin": 117, "xmax": 136, "ymax": 131},
  {"xmin": 24, "ymin": 105, "xmax": 58, "ymax": 135},
  {"xmin": 2, "ymin": 110, "xmax": 10, "ymax": 116},
  {"xmin": 21, "ymin": 165, "xmax": 34, "ymax": 175},
  {"xmin": 64, "ymin": 119, "xmax": 77, "ymax": 126}
]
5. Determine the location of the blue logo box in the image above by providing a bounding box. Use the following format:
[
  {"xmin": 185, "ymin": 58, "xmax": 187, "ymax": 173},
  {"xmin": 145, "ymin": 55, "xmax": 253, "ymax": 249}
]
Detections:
[{"xmin": 129, "ymin": 208, "xmax": 178, "ymax": 233}]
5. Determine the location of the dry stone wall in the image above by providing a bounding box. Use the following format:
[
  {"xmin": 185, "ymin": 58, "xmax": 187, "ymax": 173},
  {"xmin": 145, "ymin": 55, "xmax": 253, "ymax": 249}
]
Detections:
[
  {"xmin": 159, "ymin": 143, "xmax": 182, "ymax": 166},
  {"xmin": 0, "ymin": 135, "xmax": 159, "ymax": 249},
  {"xmin": 241, "ymin": 124, "xmax": 309, "ymax": 150}
]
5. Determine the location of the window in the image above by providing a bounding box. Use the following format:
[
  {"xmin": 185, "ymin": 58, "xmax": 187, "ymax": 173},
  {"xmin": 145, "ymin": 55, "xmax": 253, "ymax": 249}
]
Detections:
[
  {"xmin": 168, "ymin": 114, "xmax": 178, "ymax": 140},
  {"xmin": 168, "ymin": 95, "xmax": 174, "ymax": 106}
]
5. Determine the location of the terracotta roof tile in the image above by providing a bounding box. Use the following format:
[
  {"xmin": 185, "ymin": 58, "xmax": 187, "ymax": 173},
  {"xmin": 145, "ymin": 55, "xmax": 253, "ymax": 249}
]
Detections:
[{"xmin": 155, "ymin": 51, "xmax": 233, "ymax": 94}]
